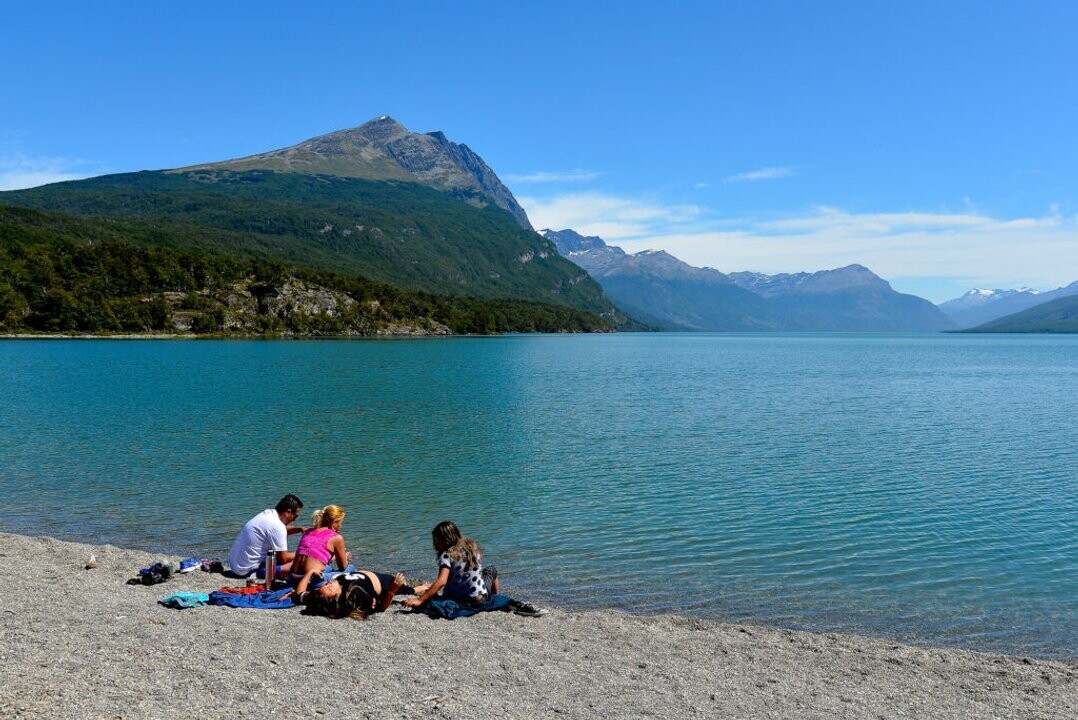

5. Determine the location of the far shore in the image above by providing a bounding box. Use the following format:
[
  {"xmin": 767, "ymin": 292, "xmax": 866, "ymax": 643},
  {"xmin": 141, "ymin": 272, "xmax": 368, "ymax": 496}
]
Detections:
[{"xmin": 1, "ymin": 531, "xmax": 1073, "ymax": 719}]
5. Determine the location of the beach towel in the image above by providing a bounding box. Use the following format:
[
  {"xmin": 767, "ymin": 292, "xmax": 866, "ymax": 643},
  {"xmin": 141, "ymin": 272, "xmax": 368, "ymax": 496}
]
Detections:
[
  {"xmin": 207, "ymin": 587, "xmax": 294, "ymax": 610},
  {"xmin": 417, "ymin": 593, "xmax": 512, "ymax": 620},
  {"xmin": 158, "ymin": 592, "xmax": 210, "ymax": 609},
  {"xmin": 216, "ymin": 584, "xmax": 266, "ymax": 595}
]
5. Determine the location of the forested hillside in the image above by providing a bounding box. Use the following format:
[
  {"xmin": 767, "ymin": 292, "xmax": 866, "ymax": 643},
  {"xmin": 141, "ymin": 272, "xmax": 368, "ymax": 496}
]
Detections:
[{"xmin": 0, "ymin": 205, "xmax": 612, "ymax": 335}]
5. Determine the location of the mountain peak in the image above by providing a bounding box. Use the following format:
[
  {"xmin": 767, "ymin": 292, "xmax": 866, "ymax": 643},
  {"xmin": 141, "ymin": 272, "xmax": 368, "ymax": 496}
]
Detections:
[
  {"xmin": 179, "ymin": 116, "xmax": 532, "ymax": 229},
  {"xmin": 346, "ymin": 115, "xmax": 409, "ymax": 142}
]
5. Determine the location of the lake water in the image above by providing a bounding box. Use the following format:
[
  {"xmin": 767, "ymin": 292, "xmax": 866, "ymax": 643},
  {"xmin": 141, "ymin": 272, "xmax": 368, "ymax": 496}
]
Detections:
[{"xmin": 1, "ymin": 334, "xmax": 1074, "ymax": 657}]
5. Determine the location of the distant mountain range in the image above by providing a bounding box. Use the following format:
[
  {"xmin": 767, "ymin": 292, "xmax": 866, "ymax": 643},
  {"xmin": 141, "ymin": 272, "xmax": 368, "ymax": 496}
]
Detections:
[
  {"xmin": 938, "ymin": 282, "xmax": 1078, "ymax": 328},
  {"xmin": 959, "ymin": 294, "xmax": 1078, "ymax": 333},
  {"xmin": 1, "ymin": 117, "xmax": 629, "ymax": 330},
  {"xmin": 544, "ymin": 229, "xmax": 954, "ymax": 331}
]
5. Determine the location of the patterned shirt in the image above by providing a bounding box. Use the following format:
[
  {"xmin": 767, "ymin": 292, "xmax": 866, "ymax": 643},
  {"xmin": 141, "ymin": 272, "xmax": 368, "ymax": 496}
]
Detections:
[{"xmin": 438, "ymin": 550, "xmax": 486, "ymax": 600}]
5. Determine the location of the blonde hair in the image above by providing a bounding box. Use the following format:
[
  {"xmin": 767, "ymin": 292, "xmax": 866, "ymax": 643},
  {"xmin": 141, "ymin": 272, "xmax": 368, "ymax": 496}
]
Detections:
[
  {"xmin": 432, "ymin": 520, "xmax": 481, "ymax": 570},
  {"xmin": 311, "ymin": 504, "xmax": 345, "ymax": 529}
]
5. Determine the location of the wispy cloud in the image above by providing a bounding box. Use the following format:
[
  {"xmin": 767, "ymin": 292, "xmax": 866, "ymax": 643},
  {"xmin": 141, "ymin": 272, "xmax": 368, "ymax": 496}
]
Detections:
[
  {"xmin": 519, "ymin": 192, "xmax": 700, "ymax": 239},
  {"xmin": 519, "ymin": 191, "xmax": 1078, "ymax": 301},
  {"xmin": 725, "ymin": 166, "xmax": 797, "ymax": 183},
  {"xmin": 0, "ymin": 153, "xmax": 93, "ymax": 190},
  {"xmin": 504, "ymin": 169, "xmax": 602, "ymax": 184}
]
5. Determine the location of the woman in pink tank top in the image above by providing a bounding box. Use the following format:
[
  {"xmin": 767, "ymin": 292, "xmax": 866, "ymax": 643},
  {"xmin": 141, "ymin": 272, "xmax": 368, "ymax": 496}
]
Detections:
[{"xmin": 287, "ymin": 505, "xmax": 352, "ymax": 586}]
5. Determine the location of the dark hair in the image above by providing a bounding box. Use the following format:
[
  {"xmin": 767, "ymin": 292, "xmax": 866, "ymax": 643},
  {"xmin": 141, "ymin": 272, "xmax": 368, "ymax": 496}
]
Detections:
[
  {"xmin": 432, "ymin": 520, "xmax": 481, "ymax": 569},
  {"xmin": 275, "ymin": 494, "xmax": 303, "ymax": 514},
  {"xmin": 432, "ymin": 520, "xmax": 462, "ymax": 553},
  {"xmin": 302, "ymin": 582, "xmax": 374, "ymax": 621}
]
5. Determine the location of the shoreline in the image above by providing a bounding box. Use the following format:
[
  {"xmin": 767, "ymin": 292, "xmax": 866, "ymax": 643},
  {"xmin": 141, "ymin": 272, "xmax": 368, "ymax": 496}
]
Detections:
[{"xmin": 1, "ymin": 532, "xmax": 1074, "ymax": 719}]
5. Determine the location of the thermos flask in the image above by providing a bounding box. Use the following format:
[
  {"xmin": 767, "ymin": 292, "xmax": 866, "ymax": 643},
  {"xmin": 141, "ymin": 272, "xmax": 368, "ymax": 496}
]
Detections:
[{"xmin": 265, "ymin": 550, "xmax": 277, "ymax": 588}]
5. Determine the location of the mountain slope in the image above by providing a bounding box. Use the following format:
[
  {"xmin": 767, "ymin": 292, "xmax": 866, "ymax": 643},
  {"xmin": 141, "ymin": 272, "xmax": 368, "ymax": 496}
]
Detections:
[
  {"xmin": 959, "ymin": 294, "xmax": 1078, "ymax": 333},
  {"xmin": 0, "ymin": 119, "xmax": 625, "ymax": 322},
  {"xmin": 729, "ymin": 266, "xmax": 955, "ymax": 331},
  {"xmin": 546, "ymin": 229, "xmax": 952, "ymax": 331},
  {"xmin": 544, "ymin": 230, "xmax": 778, "ymax": 330},
  {"xmin": 939, "ymin": 282, "xmax": 1078, "ymax": 328}
]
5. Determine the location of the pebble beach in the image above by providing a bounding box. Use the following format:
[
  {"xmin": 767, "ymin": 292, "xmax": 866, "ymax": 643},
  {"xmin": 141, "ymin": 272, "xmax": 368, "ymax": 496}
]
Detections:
[{"xmin": 0, "ymin": 532, "xmax": 1074, "ymax": 719}]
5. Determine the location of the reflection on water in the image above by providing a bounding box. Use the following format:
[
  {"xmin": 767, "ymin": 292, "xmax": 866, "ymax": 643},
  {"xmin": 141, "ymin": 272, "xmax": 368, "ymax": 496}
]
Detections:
[{"xmin": 1, "ymin": 334, "xmax": 1075, "ymax": 657}]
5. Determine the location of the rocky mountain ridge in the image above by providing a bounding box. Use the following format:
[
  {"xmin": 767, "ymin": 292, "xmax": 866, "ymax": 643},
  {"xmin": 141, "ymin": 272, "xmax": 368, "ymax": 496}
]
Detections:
[
  {"xmin": 728, "ymin": 265, "xmax": 889, "ymax": 297},
  {"xmin": 181, "ymin": 115, "xmax": 532, "ymax": 229}
]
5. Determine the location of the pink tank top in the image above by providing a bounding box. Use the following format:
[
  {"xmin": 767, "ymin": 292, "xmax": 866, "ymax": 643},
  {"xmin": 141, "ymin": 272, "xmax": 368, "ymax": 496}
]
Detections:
[{"xmin": 296, "ymin": 527, "xmax": 338, "ymax": 564}]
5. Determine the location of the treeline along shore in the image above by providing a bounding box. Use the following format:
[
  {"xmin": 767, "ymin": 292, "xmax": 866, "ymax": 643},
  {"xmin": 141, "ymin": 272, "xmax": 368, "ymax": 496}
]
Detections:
[
  {"xmin": 0, "ymin": 205, "xmax": 616, "ymax": 337},
  {"xmin": 0, "ymin": 532, "xmax": 1073, "ymax": 719}
]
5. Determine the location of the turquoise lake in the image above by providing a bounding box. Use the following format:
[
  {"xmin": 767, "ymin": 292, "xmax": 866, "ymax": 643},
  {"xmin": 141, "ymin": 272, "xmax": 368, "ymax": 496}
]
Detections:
[{"xmin": 1, "ymin": 334, "xmax": 1075, "ymax": 657}]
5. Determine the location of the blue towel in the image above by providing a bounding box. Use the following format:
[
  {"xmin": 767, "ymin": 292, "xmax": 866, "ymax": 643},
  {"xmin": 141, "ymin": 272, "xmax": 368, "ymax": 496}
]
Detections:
[
  {"xmin": 158, "ymin": 592, "xmax": 210, "ymax": 609},
  {"xmin": 419, "ymin": 593, "xmax": 512, "ymax": 619},
  {"xmin": 208, "ymin": 587, "xmax": 294, "ymax": 609}
]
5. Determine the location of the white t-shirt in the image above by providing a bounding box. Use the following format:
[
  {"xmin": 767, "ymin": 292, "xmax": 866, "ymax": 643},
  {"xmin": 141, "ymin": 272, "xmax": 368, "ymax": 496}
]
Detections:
[{"xmin": 227, "ymin": 508, "xmax": 287, "ymax": 576}]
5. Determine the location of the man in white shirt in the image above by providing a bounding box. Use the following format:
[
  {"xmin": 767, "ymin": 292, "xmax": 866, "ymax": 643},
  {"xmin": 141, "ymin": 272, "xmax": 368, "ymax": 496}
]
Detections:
[{"xmin": 226, "ymin": 494, "xmax": 306, "ymax": 578}]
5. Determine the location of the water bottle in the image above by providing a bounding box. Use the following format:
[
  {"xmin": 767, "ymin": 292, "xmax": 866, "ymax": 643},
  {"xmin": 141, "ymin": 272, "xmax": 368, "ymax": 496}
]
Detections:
[{"xmin": 264, "ymin": 550, "xmax": 277, "ymax": 588}]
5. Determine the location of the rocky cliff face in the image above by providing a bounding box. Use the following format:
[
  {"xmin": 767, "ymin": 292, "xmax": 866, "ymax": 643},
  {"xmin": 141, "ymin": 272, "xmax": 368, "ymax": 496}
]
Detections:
[
  {"xmin": 170, "ymin": 278, "xmax": 451, "ymax": 336},
  {"xmin": 542, "ymin": 228, "xmax": 609, "ymax": 254},
  {"xmin": 183, "ymin": 116, "xmax": 533, "ymax": 229}
]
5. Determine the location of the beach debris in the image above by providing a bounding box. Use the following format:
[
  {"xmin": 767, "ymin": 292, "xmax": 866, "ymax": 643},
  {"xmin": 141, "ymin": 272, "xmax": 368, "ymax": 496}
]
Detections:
[
  {"xmin": 125, "ymin": 561, "xmax": 174, "ymax": 585},
  {"xmin": 415, "ymin": 693, "xmax": 454, "ymax": 704},
  {"xmin": 84, "ymin": 554, "xmax": 97, "ymax": 570}
]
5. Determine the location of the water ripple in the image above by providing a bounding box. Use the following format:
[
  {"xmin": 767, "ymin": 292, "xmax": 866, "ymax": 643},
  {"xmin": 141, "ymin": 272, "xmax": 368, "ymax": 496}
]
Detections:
[{"xmin": 1, "ymin": 334, "xmax": 1075, "ymax": 657}]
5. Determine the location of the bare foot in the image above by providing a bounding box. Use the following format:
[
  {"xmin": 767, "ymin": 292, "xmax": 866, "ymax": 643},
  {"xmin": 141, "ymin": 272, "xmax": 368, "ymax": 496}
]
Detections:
[{"xmin": 413, "ymin": 582, "xmax": 431, "ymax": 595}]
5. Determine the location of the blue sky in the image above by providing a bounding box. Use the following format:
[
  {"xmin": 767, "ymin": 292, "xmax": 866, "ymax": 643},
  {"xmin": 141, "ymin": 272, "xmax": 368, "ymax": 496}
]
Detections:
[{"xmin": 3, "ymin": 2, "xmax": 1076, "ymax": 302}]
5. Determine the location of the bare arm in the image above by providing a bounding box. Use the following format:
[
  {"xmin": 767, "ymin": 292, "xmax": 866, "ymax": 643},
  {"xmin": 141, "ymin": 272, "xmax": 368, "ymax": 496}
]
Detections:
[
  {"xmin": 403, "ymin": 567, "xmax": 448, "ymax": 608},
  {"xmin": 378, "ymin": 573, "xmax": 406, "ymax": 613},
  {"xmin": 287, "ymin": 568, "xmax": 320, "ymax": 603},
  {"xmin": 286, "ymin": 525, "xmax": 306, "ymax": 536}
]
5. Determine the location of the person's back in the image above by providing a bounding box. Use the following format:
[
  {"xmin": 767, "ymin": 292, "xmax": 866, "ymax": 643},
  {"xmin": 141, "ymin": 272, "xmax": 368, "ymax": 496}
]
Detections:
[
  {"xmin": 439, "ymin": 542, "xmax": 486, "ymax": 601},
  {"xmin": 227, "ymin": 494, "xmax": 303, "ymax": 577},
  {"xmin": 295, "ymin": 526, "xmax": 338, "ymax": 565}
]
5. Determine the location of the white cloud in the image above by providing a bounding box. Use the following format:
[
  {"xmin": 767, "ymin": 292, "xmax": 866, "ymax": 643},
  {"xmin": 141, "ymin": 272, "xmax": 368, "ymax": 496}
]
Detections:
[
  {"xmin": 0, "ymin": 153, "xmax": 92, "ymax": 190},
  {"xmin": 519, "ymin": 192, "xmax": 699, "ymax": 239},
  {"xmin": 519, "ymin": 191, "xmax": 1078, "ymax": 301},
  {"xmin": 725, "ymin": 166, "xmax": 797, "ymax": 183},
  {"xmin": 504, "ymin": 169, "xmax": 602, "ymax": 184}
]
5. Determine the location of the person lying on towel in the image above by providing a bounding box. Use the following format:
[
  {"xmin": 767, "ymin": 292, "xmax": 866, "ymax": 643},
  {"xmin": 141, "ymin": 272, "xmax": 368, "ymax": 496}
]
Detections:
[{"xmin": 287, "ymin": 569, "xmax": 430, "ymax": 620}]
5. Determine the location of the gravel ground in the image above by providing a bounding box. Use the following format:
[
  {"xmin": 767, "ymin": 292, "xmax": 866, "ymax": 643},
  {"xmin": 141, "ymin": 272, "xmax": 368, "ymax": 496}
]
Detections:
[{"xmin": 0, "ymin": 532, "xmax": 1074, "ymax": 719}]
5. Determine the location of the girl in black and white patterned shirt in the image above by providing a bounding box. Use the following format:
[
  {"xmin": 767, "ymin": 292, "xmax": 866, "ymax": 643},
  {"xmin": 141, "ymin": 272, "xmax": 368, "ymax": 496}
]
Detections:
[{"xmin": 403, "ymin": 520, "xmax": 500, "ymax": 606}]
